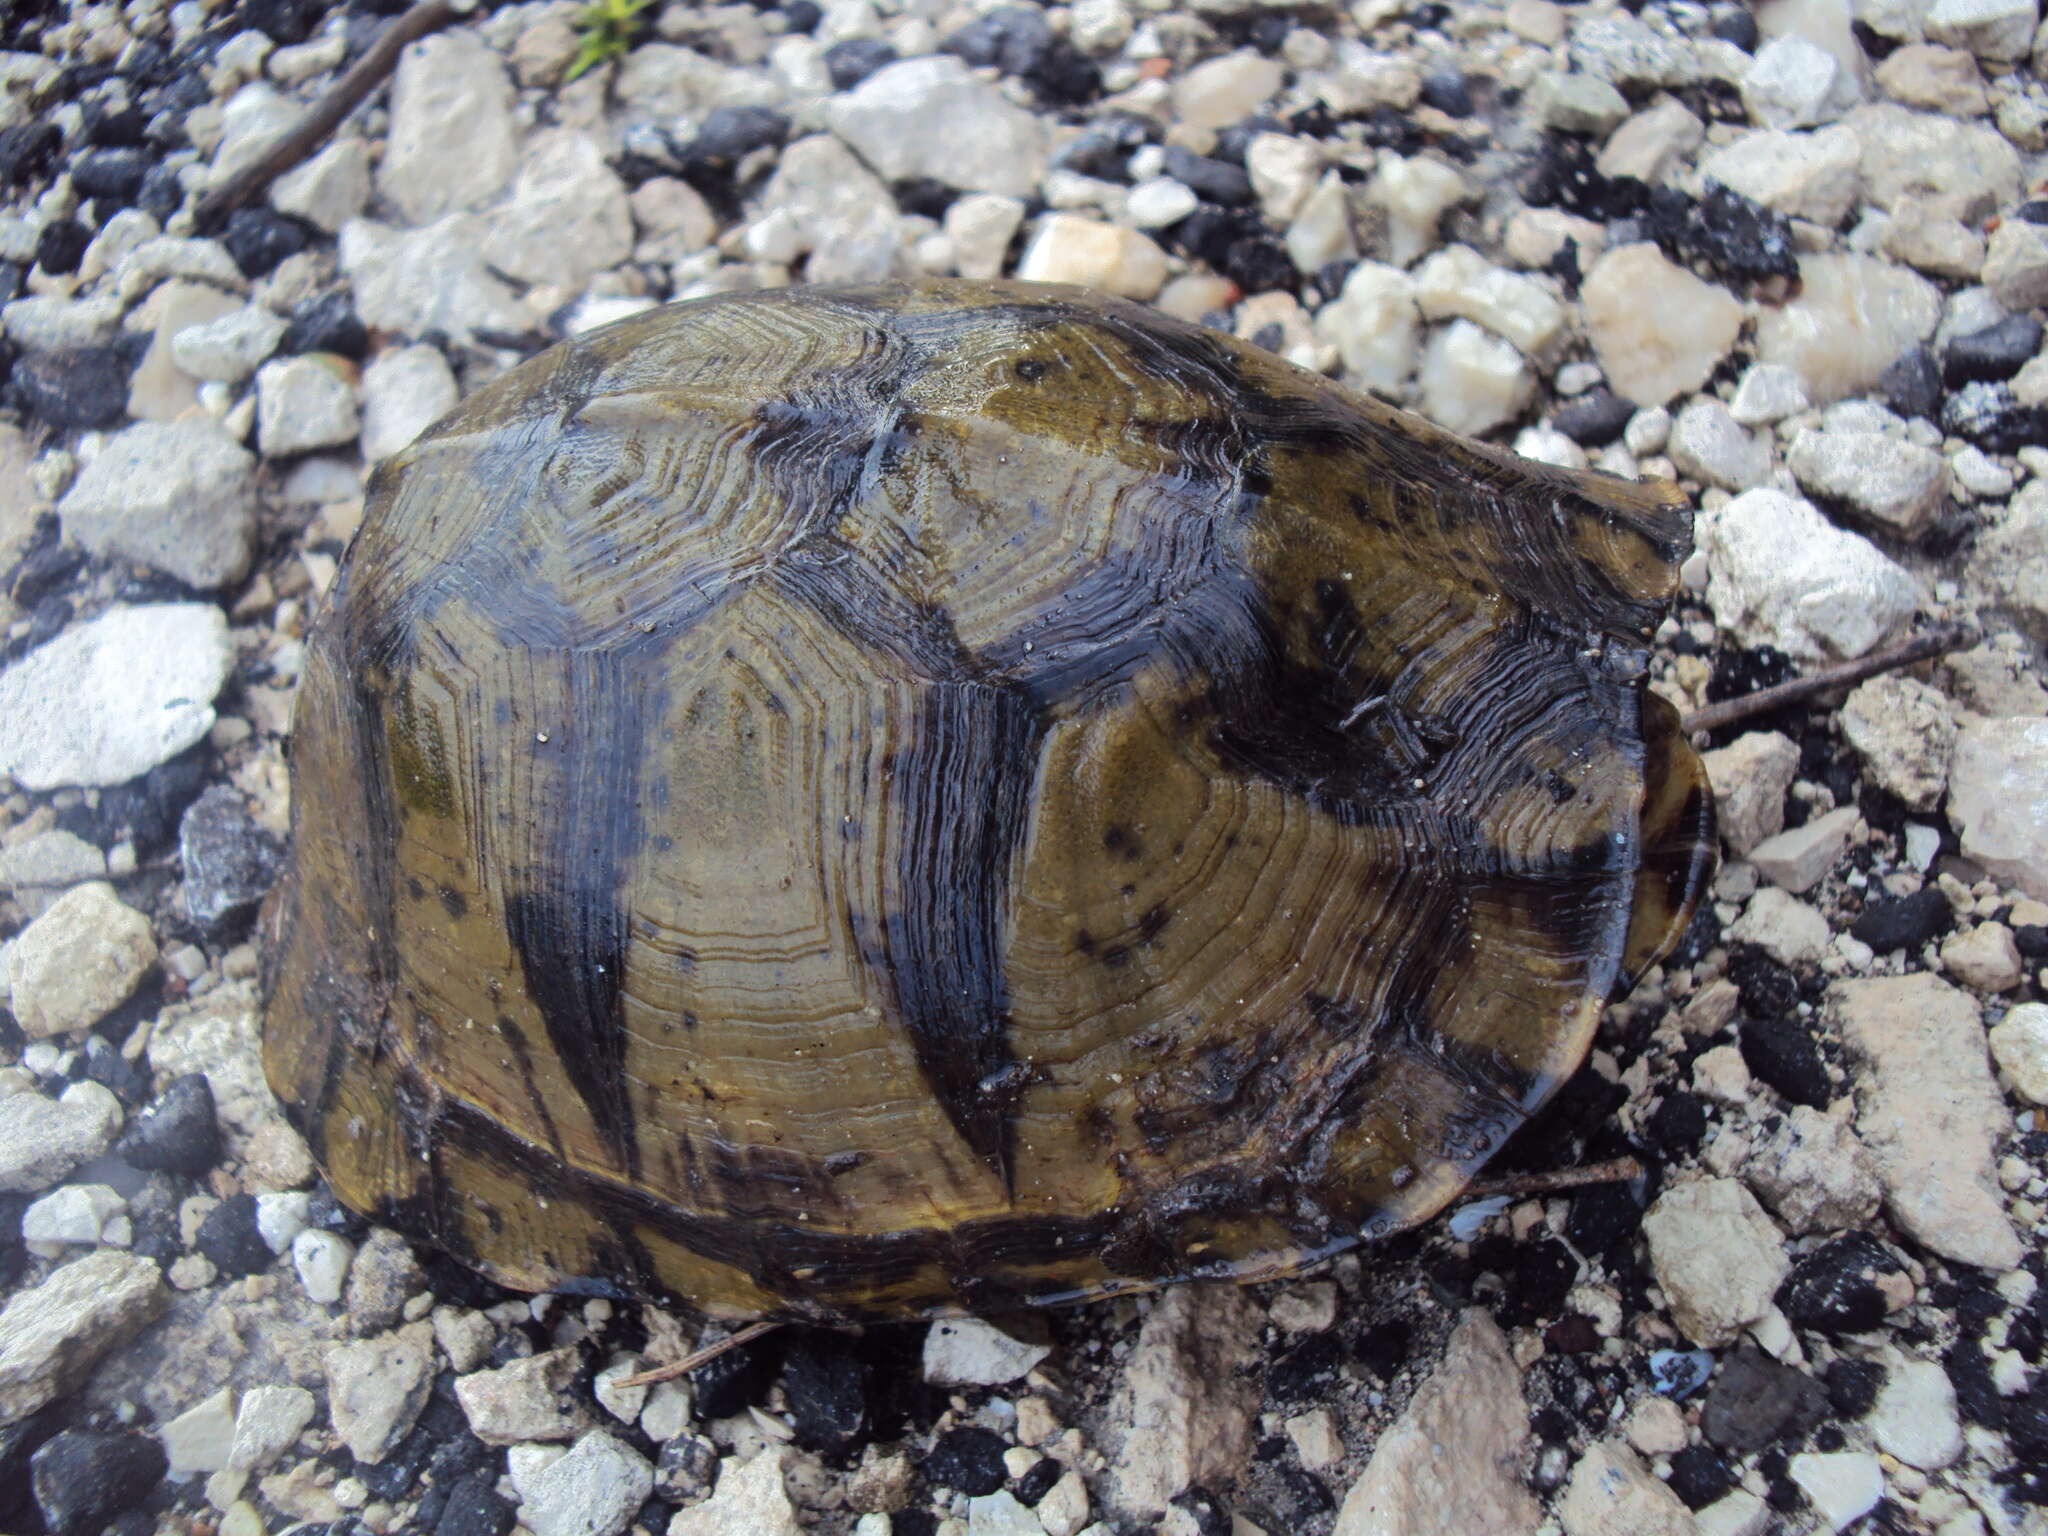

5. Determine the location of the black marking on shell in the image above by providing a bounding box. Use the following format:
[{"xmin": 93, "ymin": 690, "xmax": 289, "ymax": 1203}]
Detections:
[
  {"xmin": 874, "ymin": 680, "xmax": 1049, "ymax": 1186},
  {"xmin": 503, "ymin": 647, "xmax": 659, "ymax": 1183},
  {"xmin": 495, "ymin": 1014, "xmax": 565, "ymax": 1161}
]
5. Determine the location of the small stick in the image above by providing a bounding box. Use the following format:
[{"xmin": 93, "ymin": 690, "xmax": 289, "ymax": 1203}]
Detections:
[
  {"xmin": 615, "ymin": 1320, "xmax": 781, "ymax": 1389},
  {"xmin": 190, "ymin": 0, "xmax": 462, "ymax": 229},
  {"xmin": 1680, "ymin": 622, "xmax": 1975, "ymax": 737},
  {"xmin": 1461, "ymin": 1155, "xmax": 1644, "ymax": 1200}
]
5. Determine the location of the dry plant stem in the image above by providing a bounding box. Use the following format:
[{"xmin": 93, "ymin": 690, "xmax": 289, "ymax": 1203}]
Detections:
[
  {"xmin": 1681, "ymin": 622, "xmax": 1975, "ymax": 737},
  {"xmin": 615, "ymin": 1320, "xmax": 781, "ymax": 1388},
  {"xmin": 1461, "ymin": 1155, "xmax": 1645, "ymax": 1200},
  {"xmin": 191, "ymin": 0, "xmax": 460, "ymax": 229}
]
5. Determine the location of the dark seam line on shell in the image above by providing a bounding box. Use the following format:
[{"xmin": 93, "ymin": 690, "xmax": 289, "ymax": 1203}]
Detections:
[
  {"xmin": 405, "ymin": 1083, "xmax": 1357, "ymax": 1318},
  {"xmin": 1016, "ymin": 287, "xmax": 1686, "ymax": 638},
  {"xmin": 412, "ymin": 1085, "xmax": 1121, "ymax": 1311},
  {"xmin": 768, "ymin": 542, "xmax": 981, "ymax": 683}
]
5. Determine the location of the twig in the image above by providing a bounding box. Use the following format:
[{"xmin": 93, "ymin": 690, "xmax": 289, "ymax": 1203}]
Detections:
[
  {"xmin": 191, "ymin": 0, "xmax": 462, "ymax": 230},
  {"xmin": 614, "ymin": 1320, "xmax": 781, "ymax": 1389},
  {"xmin": 1461, "ymin": 1155, "xmax": 1644, "ymax": 1200},
  {"xmin": 1681, "ymin": 623, "xmax": 1975, "ymax": 737}
]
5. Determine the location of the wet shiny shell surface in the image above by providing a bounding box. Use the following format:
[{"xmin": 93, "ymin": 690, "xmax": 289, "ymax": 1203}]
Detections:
[{"xmin": 261, "ymin": 279, "xmax": 1714, "ymax": 1322}]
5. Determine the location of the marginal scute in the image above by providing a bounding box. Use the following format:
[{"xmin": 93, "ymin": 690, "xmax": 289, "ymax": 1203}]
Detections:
[{"xmin": 262, "ymin": 279, "xmax": 1715, "ymax": 1322}]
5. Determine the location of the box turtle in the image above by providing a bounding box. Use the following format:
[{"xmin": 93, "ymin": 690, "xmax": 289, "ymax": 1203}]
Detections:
[{"xmin": 261, "ymin": 279, "xmax": 1714, "ymax": 1322}]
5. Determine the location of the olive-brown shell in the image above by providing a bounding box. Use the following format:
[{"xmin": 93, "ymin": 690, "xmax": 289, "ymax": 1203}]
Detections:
[{"xmin": 261, "ymin": 279, "xmax": 1714, "ymax": 1322}]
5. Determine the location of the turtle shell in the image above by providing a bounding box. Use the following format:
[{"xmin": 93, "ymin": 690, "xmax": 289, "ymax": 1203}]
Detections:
[{"xmin": 261, "ymin": 279, "xmax": 1714, "ymax": 1322}]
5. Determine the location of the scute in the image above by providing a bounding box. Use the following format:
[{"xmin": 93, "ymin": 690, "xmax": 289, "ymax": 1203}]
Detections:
[{"xmin": 261, "ymin": 280, "xmax": 1715, "ymax": 1321}]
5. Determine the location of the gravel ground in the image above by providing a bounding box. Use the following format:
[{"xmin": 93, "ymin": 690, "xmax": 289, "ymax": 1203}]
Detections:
[{"xmin": 0, "ymin": 0, "xmax": 2046, "ymax": 1532}]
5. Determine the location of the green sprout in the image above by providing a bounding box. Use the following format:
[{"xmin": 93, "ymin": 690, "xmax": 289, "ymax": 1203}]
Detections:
[{"xmin": 564, "ymin": 0, "xmax": 651, "ymax": 81}]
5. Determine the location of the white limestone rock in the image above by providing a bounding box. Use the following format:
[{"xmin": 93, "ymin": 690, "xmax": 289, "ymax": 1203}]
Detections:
[
  {"xmin": 1703, "ymin": 488, "xmax": 1922, "ymax": 662},
  {"xmin": 21, "ymin": 1183, "xmax": 126, "ymax": 1246},
  {"xmin": 1246, "ymin": 133, "xmax": 1323, "ymax": 223},
  {"xmin": 1286, "ymin": 172, "xmax": 1358, "ymax": 274},
  {"xmin": 338, "ymin": 216, "xmax": 526, "ymax": 343},
  {"xmin": 484, "ymin": 129, "xmax": 634, "ymax": 288},
  {"xmin": 666, "ymin": 1449, "xmax": 802, "ymax": 1536},
  {"xmin": 326, "ymin": 1325, "xmax": 435, "ymax": 1464},
  {"xmin": 1125, "ymin": 178, "xmax": 1198, "ymax": 230},
  {"xmin": 1017, "ymin": 215, "xmax": 1167, "ymax": 300},
  {"xmin": 1948, "ymin": 716, "xmax": 2048, "ymax": 902},
  {"xmin": 1669, "ymin": 397, "xmax": 1771, "ymax": 490},
  {"xmin": 0, "ymin": 829, "xmax": 106, "ymax": 918},
  {"xmin": 1925, "ymin": 0, "xmax": 2040, "ymax": 59},
  {"xmin": 1558, "ymin": 1439, "xmax": 1700, "ymax": 1536},
  {"xmin": 1361, "ymin": 155, "xmax": 1470, "ymax": 268},
  {"xmin": 1597, "ymin": 97, "xmax": 1706, "ymax": 183},
  {"xmin": 1743, "ymin": 1104, "xmax": 1881, "ymax": 1232},
  {"xmin": 758, "ymin": 135, "xmax": 902, "ymax": 285},
  {"xmin": 162, "ymin": 1386, "xmax": 237, "ymax": 1477},
  {"xmin": 377, "ymin": 32, "xmax": 518, "ymax": 223},
  {"xmin": 0, "ymin": 604, "xmax": 233, "ymax": 790},
  {"xmin": 1840, "ymin": 673, "xmax": 1956, "ymax": 810},
  {"xmin": 0, "ymin": 1250, "xmax": 165, "ymax": 1422},
  {"xmin": 1870, "ymin": 1357, "xmax": 1963, "ymax": 1469},
  {"xmin": 1641, "ymin": 1178, "xmax": 1789, "ymax": 1346},
  {"xmin": 1749, "ymin": 805, "xmax": 1858, "ymax": 892},
  {"xmin": 1883, "ymin": 193, "xmax": 1988, "ymax": 280},
  {"xmin": 1102, "ymin": 1286, "xmax": 1259, "ymax": 1522},
  {"xmin": 1700, "ymin": 731, "xmax": 1800, "ymax": 855},
  {"xmin": 923, "ymin": 1319, "xmax": 1053, "ymax": 1387},
  {"xmin": 612, "ymin": 43, "xmax": 784, "ymax": 118},
  {"xmin": 1832, "ymin": 972, "xmax": 2022, "ymax": 1270},
  {"xmin": 1943, "ymin": 921, "xmax": 2024, "ymax": 991},
  {"xmin": 3, "ymin": 882, "xmax": 157, "ymax": 1039},
  {"xmin": 1418, "ymin": 320, "xmax": 1533, "ymax": 437},
  {"xmin": 1968, "ymin": 480, "xmax": 2048, "ymax": 646},
  {"xmin": 1989, "ymin": 1002, "xmax": 2048, "ymax": 1104},
  {"xmin": 227, "ymin": 1383, "xmax": 317, "ymax": 1473},
  {"xmin": 1983, "ymin": 218, "xmax": 2048, "ymax": 310},
  {"xmin": 521, "ymin": 1431, "xmax": 653, "ymax": 1536},
  {"xmin": 269, "ymin": 137, "xmax": 371, "ymax": 234},
  {"xmin": 1330, "ymin": 1312, "xmax": 1540, "ymax": 1536},
  {"xmin": 1845, "ymin": 102, "xmax": 2021, "ymax": 214},
  {"xmin": 1789, "ymin": 1452, "xmax": 1883, "ymax": 1532},
  {"xmin": 1729, "ymin": 887, "xmax": 1830, "ymax": 966},
  {"xmin": 1786, "ymin": 429, "xmax": 1949, "ymax": 537},
  {"xmin": 0, "ymin": 1086, "xmax": 123, "ymax": 1195},
  {"xmin": 456, "ymin": 1347, "xmax": 593, "ymax": 1445},
  {"xmin": 256, "ymin": 356, "xmax": 359, "ymax": 458},
  {"xmin": 1412, "ymin": 244, "xmax": 1567, "ymax": 359},
  {"xmin": 943, "ymin": 194, "xmax": 1026, "ymax": 282},
  {"xmin": 292, "ymin": 1229, "xmax": 353, "ymax": 1305},
  {"xmin": 1570, "ymin": 12, "xmax": 1701, "ymax": 89},
  {"xmin": 1741, "ymin": 34, "xmax": 1863, "ymax": 128},
  {"xmin": 1753, "ymin": 253, "xmax": 1942, "ymax": 405},
  {"xmin": 60, "ymin": 420, "xmax": 258, "ymax": 589},
  {"xmin": 1581, "ymin": 243, "xmax": 1743, "ymax": 408},
  {"xmin": 1315, "ymin": 261, "xmax": 1420, "ymax": 397},
  {"xmin": 360, "ymin": 345, "xmax": 459, "ymax": 463},
  {"xmin": 1172, "ymin": 51, "xmax": 1284, "ymax": 130},
  {"xmin": 827, "ymin": 56, "xmax": 1048, "ymax": 198},
  {"xmin": 1530, "ymin": 72, "xmax": 1631, "ymax": 135},
  {"xmin": 169, "ymin": 305, "xmax": 287, "ymax": 384}
]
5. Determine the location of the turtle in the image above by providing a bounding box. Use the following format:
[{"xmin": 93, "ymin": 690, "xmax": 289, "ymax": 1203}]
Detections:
[{"xmin": 261, "ymin": 279, "xmax": 1715, "ymax": 1323}]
